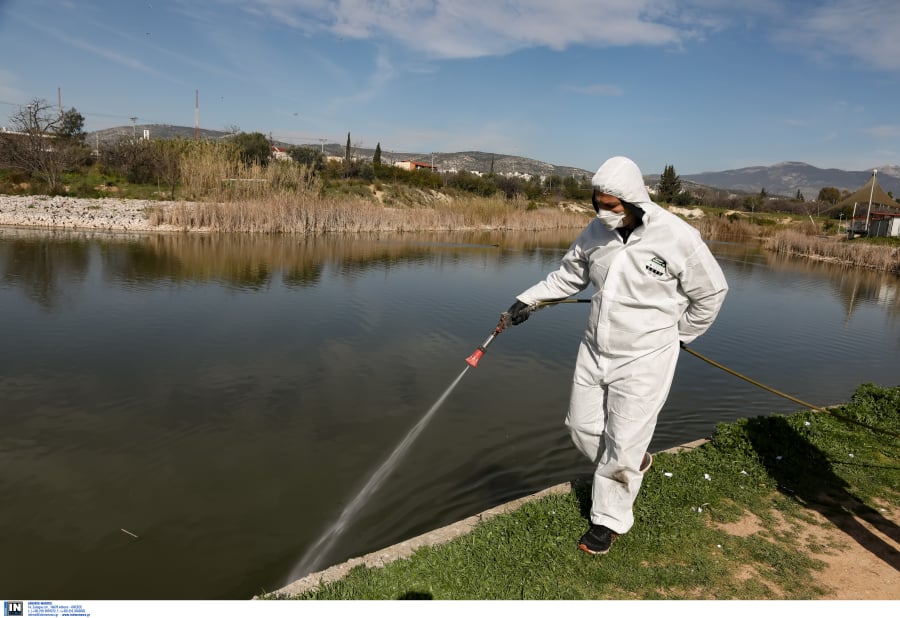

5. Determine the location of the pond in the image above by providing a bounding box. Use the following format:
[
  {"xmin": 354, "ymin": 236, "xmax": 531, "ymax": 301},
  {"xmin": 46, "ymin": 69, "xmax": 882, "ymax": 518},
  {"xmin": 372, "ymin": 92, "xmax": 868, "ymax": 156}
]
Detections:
[{"xmin": 1, "ymin": 226, "xmax": 897, "ymax": 599}]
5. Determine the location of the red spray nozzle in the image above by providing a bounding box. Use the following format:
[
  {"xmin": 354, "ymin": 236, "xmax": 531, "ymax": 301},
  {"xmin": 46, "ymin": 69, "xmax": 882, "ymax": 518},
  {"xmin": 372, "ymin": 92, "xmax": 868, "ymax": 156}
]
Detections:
[
  {"xmin": 465, "ymin": 312, "xmax": 509, "ymax": 368},
  {"xmin": 465, "ymin": 347, "xmax": 485, "ymax": 368}
]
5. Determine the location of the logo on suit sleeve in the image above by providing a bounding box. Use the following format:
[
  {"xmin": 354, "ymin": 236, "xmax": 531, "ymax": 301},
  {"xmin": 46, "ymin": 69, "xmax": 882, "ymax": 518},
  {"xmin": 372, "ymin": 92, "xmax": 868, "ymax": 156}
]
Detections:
[{"xmin": 644, "ymin": 256, "xmax": 667, "ymax": 278}]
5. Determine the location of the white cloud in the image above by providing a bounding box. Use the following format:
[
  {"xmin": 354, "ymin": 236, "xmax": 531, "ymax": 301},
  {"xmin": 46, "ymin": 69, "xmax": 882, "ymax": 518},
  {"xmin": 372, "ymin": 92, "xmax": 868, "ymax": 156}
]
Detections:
[
  {"xmin": 233, "ymin": 0, "xmax": 709, "ymax": 59},
  {"xmin": 228, "ymin": 1, "xmax": 900, "ymax": 73},
  {"xmin": 863, "ymin": 125, "xmax": 900, "ymax": 139},
  {"xmin": 775, "ymin": 0, "xmax": 900, "ymax": 71},
  {"xmin": 13, "ymin": 13, "xmax": 172, "ymax": 80},
  {"xmin": 328, "ymin": 47, "xmax": 396, "ymax": 109}
]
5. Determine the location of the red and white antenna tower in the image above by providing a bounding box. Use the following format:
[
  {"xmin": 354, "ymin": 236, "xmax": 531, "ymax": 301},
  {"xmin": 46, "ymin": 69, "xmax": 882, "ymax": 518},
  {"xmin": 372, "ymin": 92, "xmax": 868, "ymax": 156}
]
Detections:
[{"xmin": 194, "ymin": 89, "xmax": 199, "ymax": 140}]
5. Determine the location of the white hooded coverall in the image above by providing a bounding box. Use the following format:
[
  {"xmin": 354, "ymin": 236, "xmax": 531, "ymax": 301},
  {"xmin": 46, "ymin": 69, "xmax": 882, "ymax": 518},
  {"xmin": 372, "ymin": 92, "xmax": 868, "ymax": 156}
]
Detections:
[{"xmin": 516, "ymin": 156, "xmax": 728, "ymax": 534}]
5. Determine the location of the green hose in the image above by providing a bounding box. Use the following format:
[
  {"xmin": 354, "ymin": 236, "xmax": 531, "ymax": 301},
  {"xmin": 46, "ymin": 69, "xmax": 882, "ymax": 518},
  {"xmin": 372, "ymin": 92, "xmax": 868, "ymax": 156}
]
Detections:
[{"xmin": 527, "ymin": 298, "xmax": 898, "ymax": 438}]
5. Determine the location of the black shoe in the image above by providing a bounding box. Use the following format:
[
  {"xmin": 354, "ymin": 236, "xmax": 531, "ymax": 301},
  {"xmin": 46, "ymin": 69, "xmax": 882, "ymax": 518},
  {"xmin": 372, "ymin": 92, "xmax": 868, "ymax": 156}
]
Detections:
[
  {"xmin": 639, "ymin": 452, "xmax": 653, "ymax": 473},
  {"xmin": 578, "ymin": 524, "xmax": 618, "ymax": 555}
]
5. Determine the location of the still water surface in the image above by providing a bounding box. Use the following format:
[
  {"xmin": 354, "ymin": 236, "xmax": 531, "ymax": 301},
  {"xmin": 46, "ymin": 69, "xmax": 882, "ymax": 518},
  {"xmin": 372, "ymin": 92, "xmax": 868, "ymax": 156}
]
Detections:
[{"xmin": 1, "ymin": 226, "xmax": 897, "ymax": 599}]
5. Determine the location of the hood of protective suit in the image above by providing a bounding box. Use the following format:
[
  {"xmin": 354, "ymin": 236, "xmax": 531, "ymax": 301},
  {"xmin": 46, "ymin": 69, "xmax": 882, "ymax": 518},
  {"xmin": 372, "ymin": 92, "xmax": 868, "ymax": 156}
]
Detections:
[{"xmin": 591, "ymin": 156, "xmax": 652, "ymax": 206}]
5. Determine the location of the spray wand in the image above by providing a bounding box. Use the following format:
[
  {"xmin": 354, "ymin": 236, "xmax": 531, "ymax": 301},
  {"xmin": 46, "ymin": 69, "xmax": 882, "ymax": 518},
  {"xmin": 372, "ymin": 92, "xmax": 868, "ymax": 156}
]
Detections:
[
  {"xmin": 464, "ymin": 312, "xmax": 510, "ymax": 368},
  {"xmin": 465, "ymin": 299, "xmax": 590, "ymax": 368}
]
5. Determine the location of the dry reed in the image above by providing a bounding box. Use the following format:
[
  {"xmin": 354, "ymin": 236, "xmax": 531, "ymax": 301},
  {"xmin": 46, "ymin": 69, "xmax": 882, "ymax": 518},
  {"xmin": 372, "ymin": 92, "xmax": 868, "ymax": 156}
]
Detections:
[
  {"xmin": 690, "ymin": 216, "xmax": 765, "ymax": 240},
  {"xmin": 764, "ymin": 229, "xmax": 900, "ymax": 273},
  {"xmin": 148, "ymin": 193, "xmax": 589, "ymax": 234}
]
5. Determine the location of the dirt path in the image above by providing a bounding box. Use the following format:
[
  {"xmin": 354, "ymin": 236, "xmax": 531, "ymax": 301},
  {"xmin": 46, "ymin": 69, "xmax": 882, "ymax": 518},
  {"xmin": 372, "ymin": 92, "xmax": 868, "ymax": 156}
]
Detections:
[{"xmin": 719, "ymin": 502, "xmax": 899, "ymax": 599}]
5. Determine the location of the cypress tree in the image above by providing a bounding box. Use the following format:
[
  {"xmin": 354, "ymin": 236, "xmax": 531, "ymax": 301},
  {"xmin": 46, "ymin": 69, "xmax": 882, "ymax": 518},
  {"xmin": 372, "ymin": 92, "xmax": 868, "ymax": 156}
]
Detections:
[{"xmin": 658, "ymin": 164, "xmax": 682, "ymax": 203}]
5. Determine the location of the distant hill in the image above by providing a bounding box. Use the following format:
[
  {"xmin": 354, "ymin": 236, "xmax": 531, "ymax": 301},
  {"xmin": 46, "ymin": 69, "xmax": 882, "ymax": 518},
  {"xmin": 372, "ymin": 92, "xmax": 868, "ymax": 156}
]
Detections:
[
  {"xmin": 87, "ymin": 124, "xmax": 593, "ymax": 180},
  {"xmin": 682, "ymin": 161, "xmax": 900, "ymax": 200},
  {"xmin": 87, "ymin": 125, "xmax": 899, "ymax": 199},
  {"xmin": 88, "ymin": 124, "xmax": 233, "ymax": 144}
]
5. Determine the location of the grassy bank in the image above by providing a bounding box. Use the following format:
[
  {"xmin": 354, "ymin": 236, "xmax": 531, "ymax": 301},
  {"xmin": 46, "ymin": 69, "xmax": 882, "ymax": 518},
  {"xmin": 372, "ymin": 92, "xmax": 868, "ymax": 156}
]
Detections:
[{"xmin": 266, "ymin": 383, "xmax": 899, "ymax": 600}]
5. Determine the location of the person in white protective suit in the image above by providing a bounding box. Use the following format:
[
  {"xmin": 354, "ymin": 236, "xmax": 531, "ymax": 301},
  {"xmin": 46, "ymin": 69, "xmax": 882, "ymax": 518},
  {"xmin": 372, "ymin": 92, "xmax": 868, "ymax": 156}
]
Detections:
[{"xmin": 506, "ymin": 155, "xmax": 728, "ymax": 555}]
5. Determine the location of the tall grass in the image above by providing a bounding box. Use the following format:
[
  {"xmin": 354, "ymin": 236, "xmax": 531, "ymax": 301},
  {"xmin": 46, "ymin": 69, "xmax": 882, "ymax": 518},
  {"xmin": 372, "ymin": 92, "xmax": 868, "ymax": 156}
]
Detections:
[
  {"xmin": 178, "ymin": 141, "xmax": 321, "ymax": 202},
  {"xmin": 764, "ymin": 229, "xmax": 900, "ymax": 273},
  {"xmin": 689, "ymin": 214, "xmax": 808, "ymax": 240},
  {"xmin": 148, "ymin": 193, "xmax": 589, "ymax": 234}
]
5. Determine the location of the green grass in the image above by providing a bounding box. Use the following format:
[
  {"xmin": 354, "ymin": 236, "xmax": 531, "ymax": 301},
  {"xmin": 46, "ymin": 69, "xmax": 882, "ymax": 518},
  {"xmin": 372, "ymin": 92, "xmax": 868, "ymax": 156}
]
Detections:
[
  {"xmin": 266, "ymin": 383, "xmax": 899, "ymax": 600},
  {"xmin": 854, "ymin": 236, "xmax": 900, "ymax": 247}
]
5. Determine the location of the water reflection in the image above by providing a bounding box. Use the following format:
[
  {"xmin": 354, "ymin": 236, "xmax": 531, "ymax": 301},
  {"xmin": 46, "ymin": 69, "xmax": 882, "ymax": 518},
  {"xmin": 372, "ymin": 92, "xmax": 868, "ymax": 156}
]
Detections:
[
  {"xmin": 712, "ymin": 239, "xmax": 900, "ymax": 318},
  {"xmin": 0, "ymin": 228, "xmax": 578, "ymax": 299},
  {"xmin": 0, "ymin": 231, "xmax": 90, "ymax": 309},
  {"xmin": 6, "ymin": 227, "xmax": 897, "ymax": 321}
]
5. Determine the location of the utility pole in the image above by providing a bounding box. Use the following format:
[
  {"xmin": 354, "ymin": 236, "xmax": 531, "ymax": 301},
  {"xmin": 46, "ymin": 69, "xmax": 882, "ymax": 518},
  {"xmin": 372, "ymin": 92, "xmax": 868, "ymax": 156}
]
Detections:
[
  {"xmin": 864, "ymin": 169, "xmax": 876, "ymax": 235},
  {"xmin": 194, "ymin": 90, "xmax": 200, "ymax": 140},
  {"xmin": 130, "ymin": 116, "xmax": 138, "ymax": 141}
]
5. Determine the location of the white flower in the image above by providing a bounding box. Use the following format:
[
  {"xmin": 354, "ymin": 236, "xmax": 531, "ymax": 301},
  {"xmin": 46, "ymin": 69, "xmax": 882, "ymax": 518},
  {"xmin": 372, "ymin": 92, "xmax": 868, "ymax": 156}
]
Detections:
[
  {"xmin": 664, "ymin": 472, "xmax": 673, "ymax": 478},
  {"xmin": 703, "ymin": 473, "xmax": 711, "ymax": 481},
  {"xmin": 804, "ymin": 421, "xmax": 811, "ymax": 427},
  {"xmin": 740, "ymin": 470, "xmax": 749, "ymax": 476},
  {"xmin": 849, "ymin": 453, "xmax": 855, "ymax": 458},
  {"xmin": 776, "ymin": 455, "xmax": 783, "ymax": 461}
]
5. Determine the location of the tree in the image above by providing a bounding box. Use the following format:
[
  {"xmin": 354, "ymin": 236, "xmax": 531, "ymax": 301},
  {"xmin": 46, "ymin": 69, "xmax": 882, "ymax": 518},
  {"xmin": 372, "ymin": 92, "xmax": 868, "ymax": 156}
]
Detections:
[
  {"xmin": 230, "ymin": 132, "xmax": 271, "ymax": 166},
  {"xmin": 100, "ymin": 138, "xmax": 158, "ymax": 184},
  {"xmin": 287, "ymin": 145, "xmax": 324, "ymax": 171},
  {"xmin": 0, "ymin": 98, "xmax": 86, "ymax": 193},
  {"xmin": 562, "ymin": 175, "xmax": 590, "ymax": 200},
  {"xmin": 373, "ymin": 142, "xmax": 382, "ymax": 166},
  {"xmin": 657, "ymin": 164, "xmax": 682, "ymax": 203},
  {"xmin": 153, "ymin": 138, "xmax": 190, "ymax": 200},
  {"xmin": 795, "ymin": 189, "xmax": 804, "ymax": 202},
  {"xmin": 817, "ymin": 187, "xmax": 841, "ymax": 204},
  {"xmin": 57, "ymin": 108, "xmax": 86, "ymax": 142}
]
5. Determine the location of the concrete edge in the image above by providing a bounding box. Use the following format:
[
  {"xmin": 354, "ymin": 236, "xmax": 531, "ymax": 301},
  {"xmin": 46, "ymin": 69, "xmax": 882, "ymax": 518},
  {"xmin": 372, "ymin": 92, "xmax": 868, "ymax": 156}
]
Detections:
[{"xmin": 261, "ymin": 437, "xmax": 710, "ymax": 599}]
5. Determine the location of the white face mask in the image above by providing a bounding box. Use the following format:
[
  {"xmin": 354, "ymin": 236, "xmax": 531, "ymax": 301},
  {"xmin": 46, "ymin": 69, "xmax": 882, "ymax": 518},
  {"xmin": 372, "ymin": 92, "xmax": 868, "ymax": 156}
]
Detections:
[{"xmin": 596, "ymin": 208, "xmax": 626, "ymax": 231}]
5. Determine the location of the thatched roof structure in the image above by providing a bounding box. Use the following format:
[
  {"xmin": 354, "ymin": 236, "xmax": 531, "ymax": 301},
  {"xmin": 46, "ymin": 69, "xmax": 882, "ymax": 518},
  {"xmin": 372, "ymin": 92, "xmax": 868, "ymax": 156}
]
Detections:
[{"xmin": 838, "ymin": 173, "xmax": 900, "ymax": 209}]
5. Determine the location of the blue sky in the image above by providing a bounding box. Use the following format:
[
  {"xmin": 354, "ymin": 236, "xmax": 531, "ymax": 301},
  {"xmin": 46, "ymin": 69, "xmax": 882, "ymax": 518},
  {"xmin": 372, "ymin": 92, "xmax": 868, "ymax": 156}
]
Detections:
[{"xmin": 1, "ymin": 0, "xmax": 898, "ymax": 175}]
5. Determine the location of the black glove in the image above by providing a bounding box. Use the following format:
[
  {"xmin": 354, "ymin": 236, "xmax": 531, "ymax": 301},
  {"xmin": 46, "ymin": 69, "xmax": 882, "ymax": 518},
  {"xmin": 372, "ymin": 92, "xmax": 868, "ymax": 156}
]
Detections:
[{"xmin": 506, "ymin": 300, "xmax": 531, "ymax": 325}]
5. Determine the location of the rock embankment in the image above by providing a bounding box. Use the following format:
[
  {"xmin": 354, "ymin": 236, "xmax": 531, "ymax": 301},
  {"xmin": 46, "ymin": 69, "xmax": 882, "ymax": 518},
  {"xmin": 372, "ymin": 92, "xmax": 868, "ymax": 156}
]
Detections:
[{"xmin": 0, "ymin": 195, "xmax": 186, "ymax": 232}]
